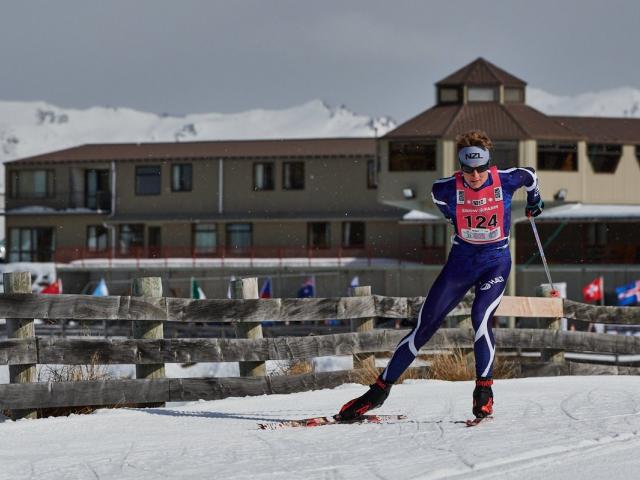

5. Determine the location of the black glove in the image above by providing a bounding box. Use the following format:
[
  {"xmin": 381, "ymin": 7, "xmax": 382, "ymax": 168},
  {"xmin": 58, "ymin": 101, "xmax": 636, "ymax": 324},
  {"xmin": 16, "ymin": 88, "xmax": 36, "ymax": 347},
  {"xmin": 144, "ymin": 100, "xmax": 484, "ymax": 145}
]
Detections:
[{"xmin": 525, "ymin": 199, "xmax": 544, "ymax": 217}]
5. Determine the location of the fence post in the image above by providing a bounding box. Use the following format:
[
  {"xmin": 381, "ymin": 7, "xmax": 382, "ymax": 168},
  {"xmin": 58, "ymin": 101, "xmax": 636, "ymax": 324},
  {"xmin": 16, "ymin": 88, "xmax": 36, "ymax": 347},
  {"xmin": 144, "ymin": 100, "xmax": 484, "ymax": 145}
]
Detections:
[
  {"xmin": 132, "ymin": 277, "xmax": 166, "ymax": 407},
  {"xmin": 231, "ymin": 277, "xmax": 266, "ymax": 377},
  {"xmin": 540, "ymin": 286, "xmax": 565, "ymax": 365},
  {"xmin": 4, "ymin": 271, "xmax": 37, "ymax": 420},
  {"xmin": 350, "ymin": 286, "xmax": 375, "ymax": 371}
]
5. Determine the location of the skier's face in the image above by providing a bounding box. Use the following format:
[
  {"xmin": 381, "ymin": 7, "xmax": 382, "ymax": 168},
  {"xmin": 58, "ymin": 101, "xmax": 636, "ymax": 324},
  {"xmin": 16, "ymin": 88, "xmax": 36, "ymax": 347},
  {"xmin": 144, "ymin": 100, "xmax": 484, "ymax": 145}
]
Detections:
[{"xmin": 462, "ymin": 168, "xmax": 489, "ymax": 189}]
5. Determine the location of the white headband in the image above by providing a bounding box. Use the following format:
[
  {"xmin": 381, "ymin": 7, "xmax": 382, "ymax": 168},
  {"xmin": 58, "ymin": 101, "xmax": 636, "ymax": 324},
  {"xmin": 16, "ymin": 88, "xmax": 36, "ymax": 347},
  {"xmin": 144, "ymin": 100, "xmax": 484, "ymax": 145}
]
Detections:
[{"xmin": 458, "ymin": 146, "xmax": 490, "ymax": 167}]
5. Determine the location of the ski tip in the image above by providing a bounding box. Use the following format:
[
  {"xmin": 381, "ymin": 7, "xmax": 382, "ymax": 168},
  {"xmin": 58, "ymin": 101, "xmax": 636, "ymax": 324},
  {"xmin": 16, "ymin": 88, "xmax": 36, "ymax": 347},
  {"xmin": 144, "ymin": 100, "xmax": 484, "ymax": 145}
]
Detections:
[{"xmin": 465, "ymin": 416, "xmax": 493, "ymax": 427}]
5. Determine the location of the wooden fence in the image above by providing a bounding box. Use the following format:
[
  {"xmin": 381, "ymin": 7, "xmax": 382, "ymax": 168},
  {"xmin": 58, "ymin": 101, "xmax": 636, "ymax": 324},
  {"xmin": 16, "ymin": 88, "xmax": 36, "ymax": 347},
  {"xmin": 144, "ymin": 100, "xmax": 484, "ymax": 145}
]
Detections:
[{"xmin": 1, "ymin": 272, "xmax": 639, "ymax": 420}]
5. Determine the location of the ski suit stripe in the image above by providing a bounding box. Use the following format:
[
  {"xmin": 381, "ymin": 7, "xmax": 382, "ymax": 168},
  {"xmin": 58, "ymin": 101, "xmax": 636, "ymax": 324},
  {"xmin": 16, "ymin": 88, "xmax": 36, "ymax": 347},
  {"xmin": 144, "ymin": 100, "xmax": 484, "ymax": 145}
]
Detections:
[{"xmin": 475, "ymin": 289, "xmax": 505, "ymax": 378}]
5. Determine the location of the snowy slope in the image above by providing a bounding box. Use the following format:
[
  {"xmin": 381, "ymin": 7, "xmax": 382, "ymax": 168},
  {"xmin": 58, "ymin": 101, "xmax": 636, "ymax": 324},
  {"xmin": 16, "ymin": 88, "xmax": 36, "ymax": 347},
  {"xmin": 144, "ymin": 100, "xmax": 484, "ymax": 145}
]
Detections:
[
  {"xmin": 528, "ymin": 86, "xmax": 640, "ymax": 118},
  {"xmin": 0, "ymin": 376, "xmax": 638, "ymax": 480},
  {"xmin": 0, "ymin": 99, "xmax": 395, "ymax": 166}
]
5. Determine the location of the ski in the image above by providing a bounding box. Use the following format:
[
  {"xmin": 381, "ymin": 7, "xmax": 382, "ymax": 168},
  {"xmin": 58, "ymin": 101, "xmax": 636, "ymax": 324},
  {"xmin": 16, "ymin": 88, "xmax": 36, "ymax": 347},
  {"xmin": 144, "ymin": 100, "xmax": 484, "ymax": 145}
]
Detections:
[
  {"xmin": 465, "ymin": 416, "xmax": 493, "ymax": 427},
  {"xmin": 258, "ymin": 414, "xmax": 406, "ymax": 430}
]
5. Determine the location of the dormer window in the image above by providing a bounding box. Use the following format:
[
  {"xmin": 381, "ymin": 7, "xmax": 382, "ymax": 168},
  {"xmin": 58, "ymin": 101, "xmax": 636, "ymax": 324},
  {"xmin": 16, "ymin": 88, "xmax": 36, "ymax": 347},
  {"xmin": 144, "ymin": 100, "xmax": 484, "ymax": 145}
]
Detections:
[
  {"xmin": 504, "ymin": 87, "xmax": 524, "ymax": 103},
  {"xmin": 467, "ymin": 87, "xmax": 497, "ymax": 102},
  {"xmin": 438, "ymin": 88, "xmax": 460, "ymax": 104}
]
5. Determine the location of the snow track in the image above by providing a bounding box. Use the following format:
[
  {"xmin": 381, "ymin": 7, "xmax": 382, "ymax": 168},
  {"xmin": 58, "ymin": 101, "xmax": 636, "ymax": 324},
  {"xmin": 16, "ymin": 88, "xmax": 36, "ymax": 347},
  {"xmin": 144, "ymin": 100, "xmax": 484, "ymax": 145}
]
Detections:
[{"xmin": 0, "ymin": 376, "xmax": 639, "ymax": 480}]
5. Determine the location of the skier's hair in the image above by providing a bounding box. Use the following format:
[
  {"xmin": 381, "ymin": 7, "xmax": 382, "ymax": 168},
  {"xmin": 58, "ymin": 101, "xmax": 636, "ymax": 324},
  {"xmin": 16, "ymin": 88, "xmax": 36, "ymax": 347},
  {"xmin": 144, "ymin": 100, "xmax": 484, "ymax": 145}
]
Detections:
[{"xmin": 456, "ymin": 130, "xmax": 493, "ymax": 152}]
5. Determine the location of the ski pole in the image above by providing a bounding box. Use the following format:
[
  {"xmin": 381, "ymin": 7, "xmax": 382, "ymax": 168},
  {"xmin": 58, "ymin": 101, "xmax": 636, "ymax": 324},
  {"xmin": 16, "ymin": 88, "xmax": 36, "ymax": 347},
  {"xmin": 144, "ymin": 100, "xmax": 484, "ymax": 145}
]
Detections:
[{"xmin": 528, "ymin": 215, "xmax": 559, "ymax": 297}]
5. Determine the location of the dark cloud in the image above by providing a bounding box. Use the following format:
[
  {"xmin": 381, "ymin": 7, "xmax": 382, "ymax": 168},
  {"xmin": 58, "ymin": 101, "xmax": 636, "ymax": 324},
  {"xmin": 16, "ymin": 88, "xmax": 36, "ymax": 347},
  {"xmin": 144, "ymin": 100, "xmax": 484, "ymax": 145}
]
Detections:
[{"xmin": 0, "ymin": 0, "xmax": 638, "ymax": 122}]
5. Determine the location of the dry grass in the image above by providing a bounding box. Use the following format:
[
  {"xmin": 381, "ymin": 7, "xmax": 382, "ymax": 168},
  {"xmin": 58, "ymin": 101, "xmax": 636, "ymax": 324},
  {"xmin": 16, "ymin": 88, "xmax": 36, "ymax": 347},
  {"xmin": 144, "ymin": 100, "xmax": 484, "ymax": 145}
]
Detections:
[
  {"xmin": 272, "ymin": 359, "xmax": 314, "ymax": 376},
  {"xmin": 35, "ymin": 352, "xmax": 114, "ymax": 418},
  {"xmin": 353, "ymin": 348, "xmax": 518, "ymax": 386}
]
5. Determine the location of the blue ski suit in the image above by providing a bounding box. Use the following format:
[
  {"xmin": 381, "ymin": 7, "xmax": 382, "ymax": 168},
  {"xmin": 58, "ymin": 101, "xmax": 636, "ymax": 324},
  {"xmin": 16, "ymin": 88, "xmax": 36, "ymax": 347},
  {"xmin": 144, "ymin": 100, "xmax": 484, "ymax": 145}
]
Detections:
[{"xmin": 381, "ymin": 167, "xmax": 541, "ymax": 382}]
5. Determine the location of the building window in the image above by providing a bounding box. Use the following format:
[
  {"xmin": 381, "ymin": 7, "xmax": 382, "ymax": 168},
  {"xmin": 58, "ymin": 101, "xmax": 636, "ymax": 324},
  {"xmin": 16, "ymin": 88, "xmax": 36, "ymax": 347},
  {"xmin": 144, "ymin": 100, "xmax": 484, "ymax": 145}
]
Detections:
[
  {"xmin": 342, "ymin": 222, "xmax": 365, "ymax": 248},
  {"xmin": 193, "ymin": 223, "xmax": 217, "ymax": 254},
  {"xmin": 283, "ymin": 162, "xmax": 304, "ymax": 190},
  {"xmin": 85, "ymin": 169, "xmax": 111, "ymax": 210},
  {"xmin": 87, "ymin": 225, "xmax": 109, "ymax": 252},
  {"xmin": 308, "ymin": 222, "xmax": 331, "ymax": 249},
  {"xmin": 226, "ymin": 223, "xmax": 252, "ymax": 250},
  {"xmin": 468, "ymin": 87, "xmax": 497, "ymax": 102},
  {"xmin": 438, "ymin": 88, "xmax": 460, "ymax": 103},
  {"xmin": 389, "ymin": 141, "xmax": 437, "ymax": 171},
  {"xmin": 587, "ymin": 144, "xmax": 622, "ymax": 173},
  {"xmin": 504, "ymin": 87, "xmax": 524, "ymax": 103},
  {"xmin": 135, "ymin": 166, "xmax": 161, "ymax": 195},
  {"xmin": 492, "ymin": 141, "xmax": 519, "ymax": 169},
  {"xmin": 423, "ymin": 224, "xmax": 447, "ymax": 247},
  {"xmin": 586, "ymin": 223, "xmax": 607, "ymax": 246},
  {"xmin": 9, "ymin": 227, "xmax": 55, "ymax": 262},
  {"xmin": 118, "ymin": 224, "xmax": 145, "ymax": 254},
  {"xmin": 253, "ymin": 163, "xmax": 274, "ymax": 191},
  {"xmin": 367, "ymin": 159, "xmax": 377, "ymax": 189},
  {"xmin": 537, "ymin": 142, "xmax": 578, "ymax": 171},
  {"xmin": 171, "ymin": 164, "xmax": 193, "ymax": 191},
  {"xmin": 10, "ymin": 170, "xmax": 54, "ymax": 198}
]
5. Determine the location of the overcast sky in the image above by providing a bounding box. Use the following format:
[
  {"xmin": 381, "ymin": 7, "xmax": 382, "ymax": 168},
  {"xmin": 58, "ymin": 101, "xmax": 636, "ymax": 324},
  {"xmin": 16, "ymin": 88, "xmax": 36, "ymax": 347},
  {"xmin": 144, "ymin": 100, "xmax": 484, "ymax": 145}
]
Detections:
[{"xmin": 1, "ymin": 0, "xmax": 638, "ymax": 122}]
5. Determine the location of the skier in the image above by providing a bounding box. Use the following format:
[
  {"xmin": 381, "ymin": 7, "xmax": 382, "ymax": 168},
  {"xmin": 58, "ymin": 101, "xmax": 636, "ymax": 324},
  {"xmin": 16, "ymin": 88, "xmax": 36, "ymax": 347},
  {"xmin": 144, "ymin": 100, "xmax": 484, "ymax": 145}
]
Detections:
[{"xmin": 338, "ymin": 130, "xmax": 544, "ymax": 422}]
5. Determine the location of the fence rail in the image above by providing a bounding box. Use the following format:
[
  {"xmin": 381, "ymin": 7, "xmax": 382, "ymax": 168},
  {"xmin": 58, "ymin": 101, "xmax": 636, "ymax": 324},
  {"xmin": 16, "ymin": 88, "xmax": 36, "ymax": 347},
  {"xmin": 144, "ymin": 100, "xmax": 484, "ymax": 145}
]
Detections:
[{"xmin": 0, "ymin": 272, "xmax": 639, "ymax": 418}]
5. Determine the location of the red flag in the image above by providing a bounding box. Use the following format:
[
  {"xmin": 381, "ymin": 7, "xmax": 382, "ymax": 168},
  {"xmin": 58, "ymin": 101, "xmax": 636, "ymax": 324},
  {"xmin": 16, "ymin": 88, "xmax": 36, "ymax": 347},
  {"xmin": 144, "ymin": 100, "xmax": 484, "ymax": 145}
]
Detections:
[
  {"xmin": 582, "ymin": 277, "xmax": 602, "ymax": 302},
  {"xmin": 41, "ymin": 279, "xmax": 62, "ymax": 294}
]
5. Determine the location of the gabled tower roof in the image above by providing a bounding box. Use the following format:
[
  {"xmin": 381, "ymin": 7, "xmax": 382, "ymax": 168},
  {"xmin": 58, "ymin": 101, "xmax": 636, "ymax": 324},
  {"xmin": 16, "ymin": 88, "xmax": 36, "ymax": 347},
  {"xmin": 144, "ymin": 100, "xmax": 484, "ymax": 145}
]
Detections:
[{"xmin": 436, "ymin": 57, "xmax": 526, "ymax": 87}]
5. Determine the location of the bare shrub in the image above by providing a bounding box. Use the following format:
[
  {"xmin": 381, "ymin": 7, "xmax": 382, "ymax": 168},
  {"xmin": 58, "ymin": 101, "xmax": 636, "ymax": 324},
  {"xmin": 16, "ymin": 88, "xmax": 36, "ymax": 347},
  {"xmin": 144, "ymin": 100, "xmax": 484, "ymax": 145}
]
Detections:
[
  {"xmin": 272, "ymin": 359, "xmax": 313, "ymax": 376},
  {"xmin": 36, "ymin": 352, "xmax": 113, "ymax": 418}
]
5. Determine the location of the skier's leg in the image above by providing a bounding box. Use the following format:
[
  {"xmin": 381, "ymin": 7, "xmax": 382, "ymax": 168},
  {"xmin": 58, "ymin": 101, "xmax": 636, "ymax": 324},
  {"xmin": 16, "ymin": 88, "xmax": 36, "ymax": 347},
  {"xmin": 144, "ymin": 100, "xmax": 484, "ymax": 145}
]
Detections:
[
  {"xmin": 380, "ymin": 255, "xmax": 474, "ymax": 384},
  {"xmin": 338, "ymin": 256, "xmax": 474, "ymax": 421},
  {"xmin": 470, "ymin": 255, "xmax": 511, "ymax": 417}
]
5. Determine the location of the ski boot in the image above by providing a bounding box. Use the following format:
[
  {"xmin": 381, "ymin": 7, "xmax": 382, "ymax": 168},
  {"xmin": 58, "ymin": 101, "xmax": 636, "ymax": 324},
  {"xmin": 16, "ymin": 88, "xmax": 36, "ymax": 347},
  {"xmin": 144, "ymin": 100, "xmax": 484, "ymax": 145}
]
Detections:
[
  {"xmin": 472, "ymin": 378, "xmax": 493, "ymax": 418},
  {"xmin": 338, "ymin": 377, "xmax": 392, "ymax": 421}
]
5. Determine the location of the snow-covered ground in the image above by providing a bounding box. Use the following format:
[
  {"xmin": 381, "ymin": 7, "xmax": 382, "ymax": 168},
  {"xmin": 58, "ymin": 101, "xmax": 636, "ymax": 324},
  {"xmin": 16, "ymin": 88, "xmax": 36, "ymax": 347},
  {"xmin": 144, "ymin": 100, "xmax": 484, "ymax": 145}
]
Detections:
[{"xmin": 0, "ymin": 376, "xmax": 638, "ymax": 480}]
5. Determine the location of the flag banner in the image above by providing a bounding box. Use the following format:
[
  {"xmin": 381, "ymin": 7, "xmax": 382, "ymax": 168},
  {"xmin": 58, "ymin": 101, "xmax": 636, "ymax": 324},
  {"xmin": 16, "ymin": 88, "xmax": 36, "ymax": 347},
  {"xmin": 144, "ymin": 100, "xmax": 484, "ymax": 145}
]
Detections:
[
  {"xmin": 260, "ymin": 277, "xmax": 272, "ymax": 299},
  {"xmin": 92, "ymin": 278, "xmax": 109, "ymax": 296},
  {"xmin": 41, "ymin": 279, "xmax": 62, "ymax": 294},
  {"xmin": 350, "ymin": 276, "xmax": 359, "ymax": 289},
  {"xmin": 615, "ymin": 280, "xmax": 640, "ymax": 306},
  {"xmin": 297, "ymin": 277, "xmax": 315, "ymax": 298},
  {"xmin": 191, "ymin": 277, "xmax": 206, "ymax": 299},
  {"xmin": 582, "ymin": 276, "xmax": 603, "ymax": 302}
]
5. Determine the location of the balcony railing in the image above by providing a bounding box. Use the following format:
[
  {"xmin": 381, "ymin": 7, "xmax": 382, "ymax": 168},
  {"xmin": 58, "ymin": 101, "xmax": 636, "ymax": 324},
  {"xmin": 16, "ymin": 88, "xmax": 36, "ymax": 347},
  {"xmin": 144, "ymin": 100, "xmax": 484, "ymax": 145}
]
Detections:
[
  {"xmin": 6, "ymin": 191, "xmax": 112, "ymax": 213},
  {"xmin": 52, "ymin": 245, "xmax": 447, "ymax": 267}
]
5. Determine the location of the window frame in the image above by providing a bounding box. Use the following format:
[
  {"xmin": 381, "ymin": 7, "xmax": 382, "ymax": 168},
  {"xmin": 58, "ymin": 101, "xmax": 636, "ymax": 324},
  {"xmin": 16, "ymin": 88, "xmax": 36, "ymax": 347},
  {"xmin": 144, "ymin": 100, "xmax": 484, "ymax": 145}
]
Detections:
[
  {"xmin": 537, "ymin": 142, "xmax": 578, "ymax": 171},
  {"xmin": 171, "ymin": 163, "xmax": 193, "ymax": 192},
  {"xmin": 253, "ymin": 162, "xmax": 275, "ymax": 191},
  {"xmin": 135, "ymin": 165, "xmax": 162, "ymax": 196},
  {"xmin": 86, "ymin": 225, "xmax": 109, "ymax": 252},
  {"xmin": 467, "ymin": 87, "xmax": 498, "ymax": 102},
  {"xmin": 423, "ymin": 224, "xmax": 447, "ymax": 248},
  {"xmin": 192, "ymin": 223, "xmax": 218, "ymax": 254},
  {"xmin": 282, "ymin": 161, "xmax": 305, "ymax": 190},
  {"xmin": 389, "ymin": 141, "xmax": 437, "ymax": 171},
  {"xmin": 226, "ymin": 223, "xmax": 253, "ymax": 250},
  {"xmin": 308, "ymin": 222, "xmax": 331, "ymax": 249},
  {"xmin": 8, "ymin": 227, "xmax": 55, "ymax": 262},
  {"xmin": 9, "ymin": 169, "xmax": 55, "ymax": 199},
  {"xmin": 342, "ymin": 221, "xmax": 366, "ymax": 248},
  {"xmin": 504, "ymin": 87, "xmax": 525, "ymax": 103},
  {"xmin": 118, "ymin": 224, "xmax": 145, "ymax": 254},
  {"xmin": 587, "ymin": 143, "xmax": 622, "ymax": 173},
  {"xmin": 367, "ymin": 158, "xmax": 377, "ymax": 189},
  {"xmin": 438, "ymin": 87, "xmax": 461, "ymax": 104}
]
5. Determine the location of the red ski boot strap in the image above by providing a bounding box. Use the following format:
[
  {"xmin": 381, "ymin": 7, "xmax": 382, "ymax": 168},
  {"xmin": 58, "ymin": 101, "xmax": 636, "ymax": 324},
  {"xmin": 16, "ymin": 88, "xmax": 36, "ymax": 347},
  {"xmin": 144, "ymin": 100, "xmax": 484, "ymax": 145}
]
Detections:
[
  {"xmin": 475, "ymin": 379, "xmax": 493, "ymax": 388},
  {"xmin": 375, "ymin": 378, "xmax": 390, "ymax": 390}
]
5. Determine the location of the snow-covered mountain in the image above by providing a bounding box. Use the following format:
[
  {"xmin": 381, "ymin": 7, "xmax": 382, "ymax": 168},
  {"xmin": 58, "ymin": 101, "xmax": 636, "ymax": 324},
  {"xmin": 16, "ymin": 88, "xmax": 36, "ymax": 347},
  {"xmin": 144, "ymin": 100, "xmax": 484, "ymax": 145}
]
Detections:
[
  {"xmin": 528, "ymin": 86, "xmax": 640, "ymax": 118},
  {"xmin": 0, "ymin": 99, "xmax": 396, "ymax": 165},
  {"xmin": 1, "ymin": 85, "xmax": 639, "ymax": 172}
]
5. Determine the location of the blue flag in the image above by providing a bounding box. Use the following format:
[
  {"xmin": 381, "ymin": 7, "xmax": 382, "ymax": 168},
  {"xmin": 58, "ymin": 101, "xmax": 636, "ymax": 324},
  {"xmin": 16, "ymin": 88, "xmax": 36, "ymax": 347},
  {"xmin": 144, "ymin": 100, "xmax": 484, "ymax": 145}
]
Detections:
[
  {"xmin": 615, "ymin": 280, "xmax": 640, "ymax": 306},
  {"xmin": 297, "ymin": 277, "xmax": 315, "ymax": 298},
  {"xmin": 92, "ymin": 278, "xmax": 109, "ymax": 296}
]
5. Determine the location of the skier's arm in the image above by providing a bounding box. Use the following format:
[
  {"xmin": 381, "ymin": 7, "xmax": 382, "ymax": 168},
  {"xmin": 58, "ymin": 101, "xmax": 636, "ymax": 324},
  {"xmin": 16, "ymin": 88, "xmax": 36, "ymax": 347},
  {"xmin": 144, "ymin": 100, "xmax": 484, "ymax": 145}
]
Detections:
[
  {"xmin": 509, "ymin": 167, "xmax": 543, "ymax": 217},
  {"xmin": 431, "ymin": 185, "xmax": 452, "ymax": 221}
]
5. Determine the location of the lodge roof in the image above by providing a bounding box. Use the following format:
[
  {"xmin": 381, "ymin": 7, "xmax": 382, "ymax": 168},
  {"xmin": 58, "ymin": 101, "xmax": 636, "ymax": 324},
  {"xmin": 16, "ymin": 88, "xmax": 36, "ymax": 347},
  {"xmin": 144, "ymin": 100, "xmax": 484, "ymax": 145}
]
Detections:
[
  {"xmin": 436, "ymin": 57, "xmax": 527, "ymax": 87},
  {"xmin": 552, "ymin": 116, "xmax": 640, "ymax": 144},
  {"xmin": 7, "ymin": 137, "xmax": 376, "ymax": 164},
  {"xmin": 383, "ymin": 103, "xmax": 584, "ymax": 141}
]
